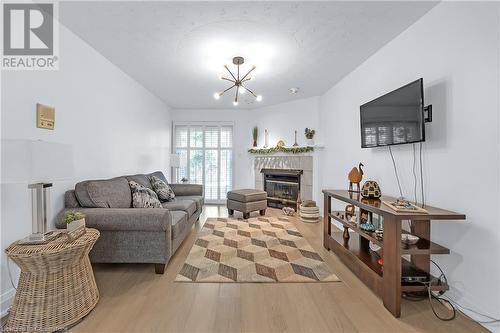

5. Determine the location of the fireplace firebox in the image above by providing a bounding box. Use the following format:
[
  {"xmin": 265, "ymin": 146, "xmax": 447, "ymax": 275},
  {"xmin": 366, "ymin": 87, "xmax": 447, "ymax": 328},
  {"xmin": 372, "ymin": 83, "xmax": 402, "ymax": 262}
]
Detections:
[{"xmin": 261, "ymin": 169, "xmax": 303, "ymax": 210}]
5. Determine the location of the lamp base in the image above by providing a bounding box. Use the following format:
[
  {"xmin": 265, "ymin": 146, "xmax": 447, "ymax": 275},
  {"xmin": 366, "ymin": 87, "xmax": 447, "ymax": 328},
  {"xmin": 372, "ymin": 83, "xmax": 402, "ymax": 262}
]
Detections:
[{"xmin": 18, "ymin": 230, "xmax": 61, "ymax": 245}]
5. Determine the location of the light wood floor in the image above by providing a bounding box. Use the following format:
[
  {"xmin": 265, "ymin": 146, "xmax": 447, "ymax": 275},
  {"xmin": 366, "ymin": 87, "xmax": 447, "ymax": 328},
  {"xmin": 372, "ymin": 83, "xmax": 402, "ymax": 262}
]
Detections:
[{"xmin": 71, "ymin": 206, "xmax": 485, "ymax": 333}]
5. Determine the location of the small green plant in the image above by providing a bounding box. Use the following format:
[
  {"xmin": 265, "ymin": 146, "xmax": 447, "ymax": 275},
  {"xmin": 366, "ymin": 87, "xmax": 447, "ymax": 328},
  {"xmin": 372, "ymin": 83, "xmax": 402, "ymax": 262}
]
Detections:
[
  {"xmin": 252, "ymin": 126, "xmax": 258, "ymax": 147},
  {"xmin": 181, "ymin": 177, "xmax": 189, "ymax": 183},
  {"xmin": 64, "ymin": 210, "xmax": 85, "ymax": 224},
  {"xmin": 304, "ymin": 128, "xmax": 316, "ymax": 139}
]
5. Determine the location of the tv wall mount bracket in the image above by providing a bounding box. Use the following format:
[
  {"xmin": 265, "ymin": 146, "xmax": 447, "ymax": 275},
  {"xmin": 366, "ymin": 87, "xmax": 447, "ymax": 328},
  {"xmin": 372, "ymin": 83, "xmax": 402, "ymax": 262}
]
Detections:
[{"xmin": 424, "ymin": 105, "xmax": 432, "ymax": 123}]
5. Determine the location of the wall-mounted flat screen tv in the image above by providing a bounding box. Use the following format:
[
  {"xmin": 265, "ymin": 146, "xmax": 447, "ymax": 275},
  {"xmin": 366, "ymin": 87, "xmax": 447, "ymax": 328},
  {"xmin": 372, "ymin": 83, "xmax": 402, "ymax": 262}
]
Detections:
[{"xmin": 360, "ymin": 78, "xmax": 425, "ymax": 148}]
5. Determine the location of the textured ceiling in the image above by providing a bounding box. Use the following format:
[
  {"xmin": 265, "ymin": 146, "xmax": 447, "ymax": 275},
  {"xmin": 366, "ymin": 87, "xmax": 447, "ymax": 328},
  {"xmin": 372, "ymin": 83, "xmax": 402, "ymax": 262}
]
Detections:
[{"xmin": 60, "ymin": 1, "xmax": 437, "ymax": 109}]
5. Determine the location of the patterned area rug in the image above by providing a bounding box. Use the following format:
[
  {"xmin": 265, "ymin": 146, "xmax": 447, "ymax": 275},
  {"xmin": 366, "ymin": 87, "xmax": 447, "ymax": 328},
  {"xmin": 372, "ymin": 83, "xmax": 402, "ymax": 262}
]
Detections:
[{"xmin": 175, "ymin": 216, "xmax": 340, "ymax": 282}]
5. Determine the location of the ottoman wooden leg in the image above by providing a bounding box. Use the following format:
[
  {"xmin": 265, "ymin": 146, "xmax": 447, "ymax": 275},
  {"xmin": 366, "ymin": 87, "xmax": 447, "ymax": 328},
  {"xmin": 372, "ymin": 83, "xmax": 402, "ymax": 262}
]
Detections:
[
  {"xmin": 155, "ymin": 263, "xmax": 166, "ymax": 274},
  {"xmin": 243, "ymin": 212, "xmax": 250, "ymax": 219},
  {"xmin": 260, "ymin": 209, "xmax": 266, "ymax": 216},
  {"xmin": 228, "ymin": 209, "xmax": 234, "ymax": 215}
]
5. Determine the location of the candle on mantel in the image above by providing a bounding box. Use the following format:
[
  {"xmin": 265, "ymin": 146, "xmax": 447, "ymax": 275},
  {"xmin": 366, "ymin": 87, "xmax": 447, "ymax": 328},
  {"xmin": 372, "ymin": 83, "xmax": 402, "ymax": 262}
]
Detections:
[{"xmin": 264, "ymin": 129, "xmax": 269, "ymax": 148}]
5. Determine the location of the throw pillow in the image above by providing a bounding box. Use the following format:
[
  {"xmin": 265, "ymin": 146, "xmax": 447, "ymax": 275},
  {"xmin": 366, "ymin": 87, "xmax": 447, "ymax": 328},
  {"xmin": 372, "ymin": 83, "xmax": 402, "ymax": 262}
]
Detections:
[
  {"xmin": 129, "ymin": 181, "xmax": 162, "ymax": 208},
  {"xmin": 150, "ymin": 175, "xmax": 175, "ymax": 202}
]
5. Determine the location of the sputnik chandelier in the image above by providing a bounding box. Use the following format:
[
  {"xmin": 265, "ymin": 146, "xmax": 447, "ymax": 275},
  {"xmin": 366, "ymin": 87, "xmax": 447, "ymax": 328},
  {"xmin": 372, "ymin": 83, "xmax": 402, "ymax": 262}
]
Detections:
[{"xmin": 213, "ymin": 56, "xmax": 262, "ymax": 106}]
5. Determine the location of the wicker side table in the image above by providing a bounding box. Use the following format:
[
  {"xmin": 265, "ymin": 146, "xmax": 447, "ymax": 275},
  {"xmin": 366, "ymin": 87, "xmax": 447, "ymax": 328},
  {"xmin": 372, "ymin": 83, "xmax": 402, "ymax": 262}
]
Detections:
[{"xmin": 4, "ymin": 228, "xmax": 100, "ymax": 332}]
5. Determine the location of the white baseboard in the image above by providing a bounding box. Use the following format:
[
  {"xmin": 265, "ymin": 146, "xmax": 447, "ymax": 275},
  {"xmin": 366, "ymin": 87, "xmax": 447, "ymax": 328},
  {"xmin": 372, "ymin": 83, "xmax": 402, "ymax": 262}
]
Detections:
[{"xmin": 1, "ymin": 288, "xmax": 15, "ymax": 318}]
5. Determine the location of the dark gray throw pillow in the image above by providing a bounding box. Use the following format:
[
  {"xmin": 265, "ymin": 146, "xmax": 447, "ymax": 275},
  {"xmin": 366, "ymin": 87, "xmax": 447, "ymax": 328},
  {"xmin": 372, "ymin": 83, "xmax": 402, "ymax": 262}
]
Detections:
[
  {"xmin": 129, "ymin": 181, "xmax": 162, "ymax": 208},
  {"xmin": 150, "ymin": 175, "xmax": 175, "ymax": 202}
]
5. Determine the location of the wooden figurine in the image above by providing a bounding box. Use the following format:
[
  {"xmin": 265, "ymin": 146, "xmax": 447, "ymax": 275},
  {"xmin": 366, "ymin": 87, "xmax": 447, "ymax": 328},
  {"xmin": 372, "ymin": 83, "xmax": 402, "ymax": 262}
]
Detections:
[
  {"xmin": 345, "ymin": 204, "xmax": 355, "ymax": 219},
  {"xmin": 348, "ymin": 163, "xmax": 364, "ymax": 193}
]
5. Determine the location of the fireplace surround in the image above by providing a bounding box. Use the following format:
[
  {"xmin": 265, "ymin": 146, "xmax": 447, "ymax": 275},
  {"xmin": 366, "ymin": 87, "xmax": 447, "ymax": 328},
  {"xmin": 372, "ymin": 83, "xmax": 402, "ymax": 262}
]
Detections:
[{"xmin": 261, "ymin": 168, "xmax": 303, "ymax": 209}]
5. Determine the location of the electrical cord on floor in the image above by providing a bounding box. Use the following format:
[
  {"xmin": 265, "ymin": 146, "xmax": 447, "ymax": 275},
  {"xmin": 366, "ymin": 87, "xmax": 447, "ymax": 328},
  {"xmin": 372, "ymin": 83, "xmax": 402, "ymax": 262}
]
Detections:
[{"xmin": 403, "ymin": 260, "xmax": 500, "ymax": 324}]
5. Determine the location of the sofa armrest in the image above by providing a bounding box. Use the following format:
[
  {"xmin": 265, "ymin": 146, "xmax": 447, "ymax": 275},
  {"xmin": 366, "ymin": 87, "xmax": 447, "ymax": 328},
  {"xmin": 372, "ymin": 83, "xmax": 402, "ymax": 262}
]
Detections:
[
  {"xmin": 55, "ymin": 208, "xmax": 172, "ymax": 232},
  {"xmin": 170, "ymin": 184, "xmax": 203, "ymax": 196}
]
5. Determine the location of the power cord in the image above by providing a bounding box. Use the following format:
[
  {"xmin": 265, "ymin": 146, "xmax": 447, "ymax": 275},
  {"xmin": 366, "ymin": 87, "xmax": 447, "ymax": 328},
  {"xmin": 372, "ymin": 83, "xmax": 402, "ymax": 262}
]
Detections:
[
  {"xmin": 388, "ymin": 146, "xmax": 403, "ymax": 198},
  {"xmin": 412, "ymin": 144, "xmax": 418, "ymax": 205},
  {"xmin": 419, "ymin": 142, "xmax": 425, "ymax": 207},
  {"xmin": 403, "ymin": 260, "xmax": 500, "ymax": 324}
]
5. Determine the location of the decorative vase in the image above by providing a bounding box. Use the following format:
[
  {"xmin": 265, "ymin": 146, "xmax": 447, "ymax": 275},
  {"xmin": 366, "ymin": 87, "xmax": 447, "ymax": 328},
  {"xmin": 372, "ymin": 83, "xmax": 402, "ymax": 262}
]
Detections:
[{"xmin": 306, "ymin": 138, "xmax": 315, "ymax": 146}]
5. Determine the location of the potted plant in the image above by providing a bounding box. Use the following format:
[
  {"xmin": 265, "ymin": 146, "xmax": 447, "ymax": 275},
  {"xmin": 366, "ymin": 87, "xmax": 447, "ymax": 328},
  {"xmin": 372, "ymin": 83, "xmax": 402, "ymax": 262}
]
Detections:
[
  {"xmin": 181, "ymin": 177, "xmax": 189, "ymax": 184},
  {"xmin": 252, "ymin": 126, "xmax": 258, "ymax": 147},
  {"xmin": 64, "ymin": 210, "xmax": 86, "ymax": 232},
  {"xmin": 305, "ymin": 128, "xmax": 316, "ymax": 146}
]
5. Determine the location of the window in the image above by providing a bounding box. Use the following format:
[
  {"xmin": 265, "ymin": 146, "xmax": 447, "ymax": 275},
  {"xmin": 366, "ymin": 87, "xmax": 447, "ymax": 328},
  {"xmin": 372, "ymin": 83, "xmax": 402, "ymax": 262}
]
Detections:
[{"xmin": 174, "ymin": 123, "xmax": 233, "ymax": 202}]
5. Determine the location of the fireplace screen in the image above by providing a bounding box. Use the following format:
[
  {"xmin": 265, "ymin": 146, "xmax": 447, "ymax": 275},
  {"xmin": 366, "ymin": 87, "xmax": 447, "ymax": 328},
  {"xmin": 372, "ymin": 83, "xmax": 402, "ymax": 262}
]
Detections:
[{"xmin": 261, "ymin": 169, "xmax": 302, "ymax": 209}]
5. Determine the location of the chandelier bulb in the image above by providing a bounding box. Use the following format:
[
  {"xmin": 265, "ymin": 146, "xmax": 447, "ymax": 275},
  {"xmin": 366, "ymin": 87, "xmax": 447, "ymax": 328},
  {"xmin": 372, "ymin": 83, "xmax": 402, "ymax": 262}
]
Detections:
[
  {"xmin": 233, "ymin": 101, "xmax": 239, "ymax": 106},
  {"xmin": 256, "ymin": 95, "xmax": 263, "ymax": 102},
  {"xmin": 213, "ymin": 92, "xmax": 221, "ymax": 100}
]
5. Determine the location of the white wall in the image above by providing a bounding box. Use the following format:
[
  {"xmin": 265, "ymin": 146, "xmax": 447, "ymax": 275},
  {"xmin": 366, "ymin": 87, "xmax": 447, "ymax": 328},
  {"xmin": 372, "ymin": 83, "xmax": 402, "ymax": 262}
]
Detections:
[
  {"xmin": 171, "ymin": 96, "xmax": 320, "ymax": 194},
  {"xmin": 318, "ymin": 2, "xmax": 500, "ymax": 329},
  {"xmin": 0, "ymin": 24, "xmax": 171, "ymax": 315}
]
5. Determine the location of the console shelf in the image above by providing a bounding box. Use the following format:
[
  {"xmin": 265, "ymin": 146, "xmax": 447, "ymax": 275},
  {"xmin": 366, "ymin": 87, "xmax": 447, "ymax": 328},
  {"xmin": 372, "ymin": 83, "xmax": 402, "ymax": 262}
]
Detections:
[
  {"xmin": 329, "ymin": 212, "xmax": 450, "ymax": 255},
  {"xmin": 323, "ymin": 190, "xmax": 464, "ymax": 318}
]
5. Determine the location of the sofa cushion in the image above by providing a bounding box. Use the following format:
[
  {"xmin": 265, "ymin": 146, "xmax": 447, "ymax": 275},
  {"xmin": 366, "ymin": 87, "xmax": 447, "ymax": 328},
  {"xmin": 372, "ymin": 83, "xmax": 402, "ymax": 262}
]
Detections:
[
  {"xmin": 150, "ymin": 175, "xmax": 175, "ymax": 201},
  {"xmin": 126, "ymin": 174, "xmax": 152, "ymax": 189},
  {"xmin": 162, "ymin": 198, "xmax": 196, "ymax": 217},
  {"xmin": 176, "ymin": 195, "xmax": 204, "ymax": 211},
  {"xmin": 129, "ymin": 181, "xmax": 162, "ymax": 208},
  {"xmin": 170, "ymin": 210, "xmax": 188, "ymax": 240},
  {"xmin": 75, "ymin": 177, "xmax": 132, "ymax": 208},
  {"xmin": 148, "ymin": 171, "xmax": 168, "ymax": 183},
  {"xmin": 227, "ymin": 189, "xmax": 267, "ymax": 203}
]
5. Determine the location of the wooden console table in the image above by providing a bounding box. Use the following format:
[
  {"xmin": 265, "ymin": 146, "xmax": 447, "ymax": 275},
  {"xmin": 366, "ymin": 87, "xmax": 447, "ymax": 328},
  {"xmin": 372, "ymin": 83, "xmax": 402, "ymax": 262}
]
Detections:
[{"xmin": 323, "ymin": 190, "xmax": 465, "ymax": 317}]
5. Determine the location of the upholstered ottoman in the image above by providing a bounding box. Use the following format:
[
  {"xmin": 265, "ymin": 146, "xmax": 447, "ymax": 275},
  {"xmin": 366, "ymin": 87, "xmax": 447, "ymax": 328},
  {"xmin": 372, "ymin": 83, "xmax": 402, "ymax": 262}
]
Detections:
[{"xmin": 227, "ymin": 189, "xmax": 267, "ymax": 219}]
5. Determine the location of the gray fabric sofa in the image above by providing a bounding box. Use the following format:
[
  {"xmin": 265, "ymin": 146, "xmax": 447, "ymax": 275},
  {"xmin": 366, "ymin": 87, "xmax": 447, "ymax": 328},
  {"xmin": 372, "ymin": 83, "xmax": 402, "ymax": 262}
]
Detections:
[{"xmin": 55, "ymin": 171, "xmax": 203, "ymax": 274}]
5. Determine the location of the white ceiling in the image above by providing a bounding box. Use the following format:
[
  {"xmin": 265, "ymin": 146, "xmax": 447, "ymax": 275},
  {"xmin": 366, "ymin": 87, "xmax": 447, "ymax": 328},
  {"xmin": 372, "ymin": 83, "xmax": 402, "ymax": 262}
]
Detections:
[{"xmin": 60, "ymin": 1, "xmax": 437, "ymax": 109}]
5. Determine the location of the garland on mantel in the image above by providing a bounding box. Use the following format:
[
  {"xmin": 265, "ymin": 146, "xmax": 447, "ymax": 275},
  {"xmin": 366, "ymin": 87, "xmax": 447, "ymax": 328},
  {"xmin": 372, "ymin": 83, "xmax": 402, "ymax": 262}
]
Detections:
[{"xmin": 248, "ymin": 146, "xmax": 314, "ymax": 155}]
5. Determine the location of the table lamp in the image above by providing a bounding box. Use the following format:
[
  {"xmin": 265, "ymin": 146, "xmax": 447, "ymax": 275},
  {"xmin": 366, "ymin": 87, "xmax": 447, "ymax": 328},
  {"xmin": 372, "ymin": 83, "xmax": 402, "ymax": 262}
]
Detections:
[
  {"xmin": 170, "ymin": 153, "xmax": 180, "ymax": 183},
  {"xmin": 1, "ymin": 139, "xmax": 74, "ymax": 244}
]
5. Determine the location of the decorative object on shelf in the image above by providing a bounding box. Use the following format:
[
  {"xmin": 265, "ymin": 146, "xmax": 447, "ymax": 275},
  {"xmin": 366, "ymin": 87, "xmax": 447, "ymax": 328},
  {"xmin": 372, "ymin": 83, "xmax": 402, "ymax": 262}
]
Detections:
[
  {"xmin": 402, "ymin": 233, "xmax": 420, "ymax": 245},
  {"xmin": 375, "ymin": 228, "xmax": 384, "ymax": 239},
  {"xmin": 349, "ymin": 216, "xmax": 357, "ymax": 224},
  {"xmin": 361, "ymin": 180, "xmax": 382, "ymax": 198},
  {"xmin": 293, "ymin": 130, "xmax": 299, "ymax": 147},
  {"xmin": 248, "ymin": 146, "xmax": 314, "ymax": 155},
  {"xmin": 348, "ymin": 162, "xmax": 364, "ymax": 193},
  {"xmin": 359, "ymin": 223, "xmax": 376, "ymax": 232},
  {"xmin": 304, "ymin": 128, "xmax": 315, "ymax": 146},
  {"xmin": 264, "ymin": 129, "xmax": 269, "ymax": 148},
  {"xmin": 377, "ymin": 249, "xmax": 384, "ymax": 266},
  {"xmin": 4, "ymin": 229, "xmax": 100, "ymax": 332},
  {"xmin": 343, "ymin": 226, "xmax": 350, "ymax": 241},
  {"xmin": 276, "ymin": 140, "xmax": 285, "ymax": 148},
  {"xmin": 345, "ymin": 204, "xmax": 355, "ymax": 220},
  {"xmin": 252, "ymin": 126, "xmax": 258, "ymax": 147},
  {"xmin": 64, "ymin": 210, "xmax": 86, "ymax": 240},
  {"xmin": 360, "ymin": 210, "xmax": 369, "ymax": 224},
  {"xmin": 299, "ymin": 200, "xmax": 320, "ymax": 223},
  {"xmin": 282, "ymin": 207, "xmax": 295, "ymax": 216},
  {"xmin": 181, "ymin": 177, "xmax": 189, "ymax": 184},
  {"xmin": 383, "ymin": 199, "xmax": 428, "ymax": 214},
  {"xmin": 213, "ymin": 56, "xmax": 262, "ymax": 106}
]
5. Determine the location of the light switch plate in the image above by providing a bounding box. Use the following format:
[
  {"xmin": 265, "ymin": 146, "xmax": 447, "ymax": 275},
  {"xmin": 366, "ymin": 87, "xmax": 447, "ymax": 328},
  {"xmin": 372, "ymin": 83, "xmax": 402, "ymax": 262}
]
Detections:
[{"xmin": 36, "ymin": 103, "xmax": 55, "ymax": 130}]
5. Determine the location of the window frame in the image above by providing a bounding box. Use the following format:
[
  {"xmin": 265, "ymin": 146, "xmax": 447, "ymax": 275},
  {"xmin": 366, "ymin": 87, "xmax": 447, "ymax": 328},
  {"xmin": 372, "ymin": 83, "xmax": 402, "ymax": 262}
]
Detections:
[{"xmin": 172, "ymin": 121, "xmax": 234, "ymax": 203}]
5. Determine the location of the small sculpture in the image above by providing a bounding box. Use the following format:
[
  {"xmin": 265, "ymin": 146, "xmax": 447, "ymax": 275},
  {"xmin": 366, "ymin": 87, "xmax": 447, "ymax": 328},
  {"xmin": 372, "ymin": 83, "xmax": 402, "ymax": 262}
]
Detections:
[
  {"xmin": 276, "ymin": 140, "xmax": 285, "ymax": 148},
  {"xmin": 361, "ymin": 180, "xmax": 381, "ymax": 198},
  {"xmin": 282, "ymin": 207, "xmax": 295, "ymax": 216},
  {"xmin": 348, "ymin": 163, "xmax": 364, "ymax": 193}
]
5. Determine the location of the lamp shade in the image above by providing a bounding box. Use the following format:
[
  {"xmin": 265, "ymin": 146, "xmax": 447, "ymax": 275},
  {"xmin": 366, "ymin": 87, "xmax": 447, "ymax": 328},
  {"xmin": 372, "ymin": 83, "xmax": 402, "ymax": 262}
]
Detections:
[
  {"xmin": 1, "ymin": 139, "xmax": 74, "ymax": 183},
  {"xmin": 169, "ymin": 153, "xmax": 180, "ymax": 168}
]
